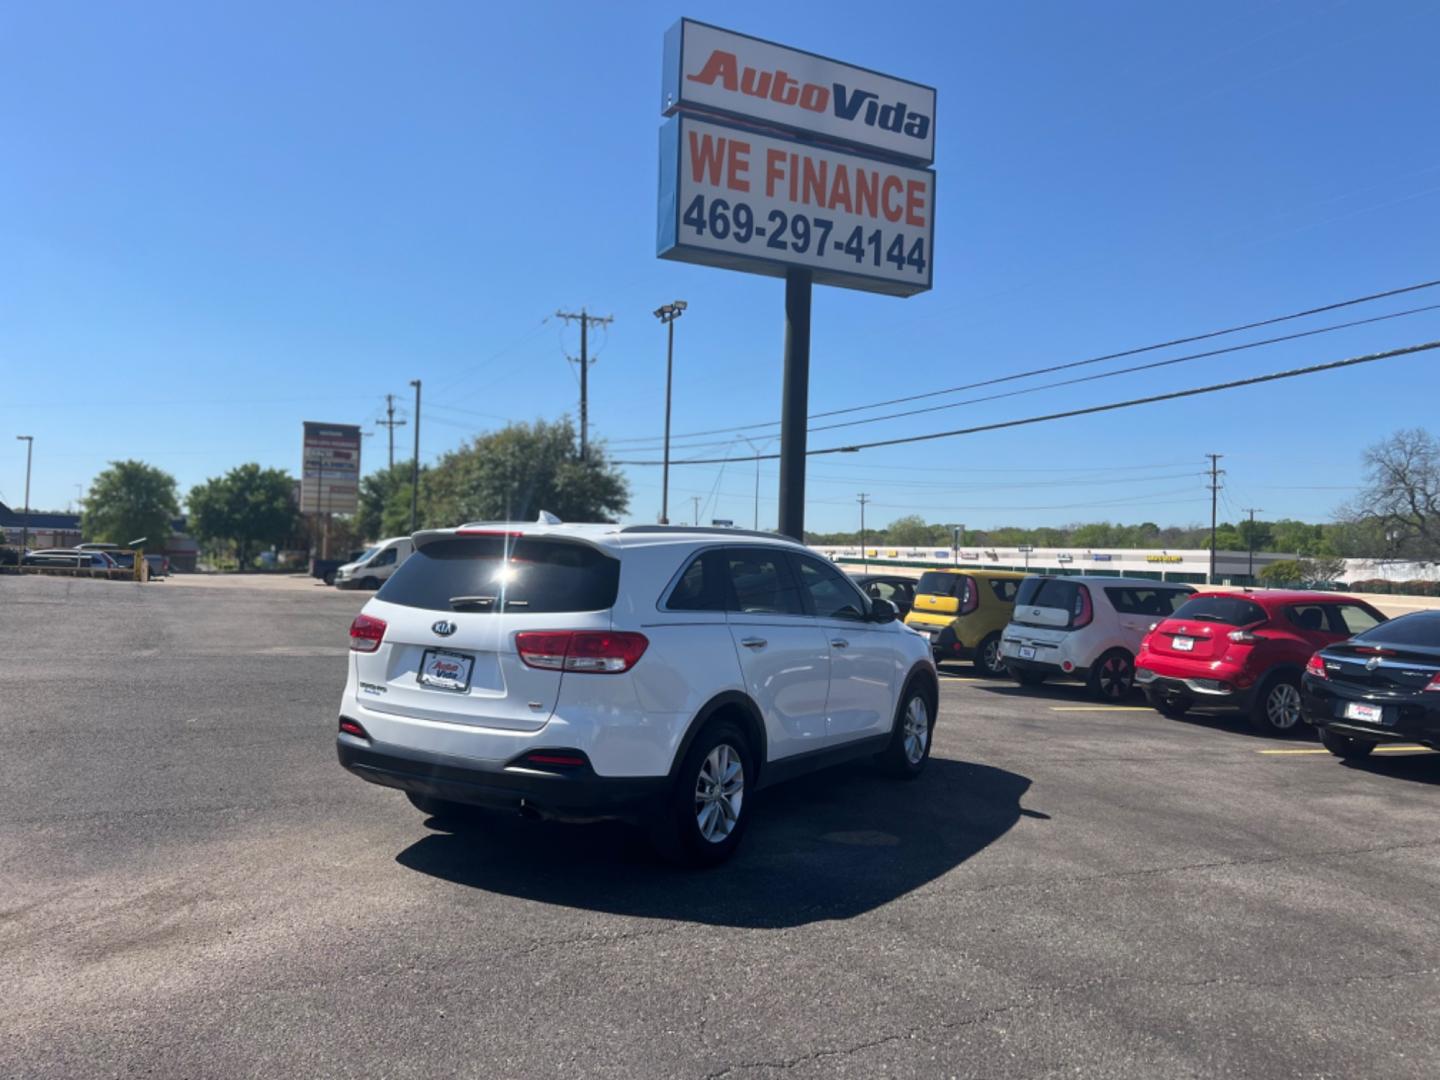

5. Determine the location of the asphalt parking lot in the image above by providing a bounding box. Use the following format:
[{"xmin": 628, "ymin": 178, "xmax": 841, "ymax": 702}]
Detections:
[{"xmin": 5, "ymin": 575, "xmax": 1440, "ymax": 1079}]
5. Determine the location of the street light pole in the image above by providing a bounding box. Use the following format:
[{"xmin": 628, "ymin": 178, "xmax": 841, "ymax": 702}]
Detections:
[
  {"xmin": 652, "ymin": 301, "xmax": 687, "ymax": 525},
  {"xmin": 409, "ymin": 380, "xmax": 421, "ymax": 532},
  {"xmin": 739, "ymin": 435, "xmax": 772, "ymax": 531},
  {"xmin": 15, "ymin": 435, "xmax": 33, "ymax": 553}
]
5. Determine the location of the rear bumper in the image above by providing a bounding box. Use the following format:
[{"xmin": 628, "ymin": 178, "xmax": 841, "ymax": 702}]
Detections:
[
  {"xmin": 1302, "ymin": 683, "xmax": 1440, "ymax": 748},
  {"xmin": 910, "ymin": 622, "xmax": 971, "ymax": 660},
  {"xmin": 338, "ymin": 733, "xmax": 668, "ymax": 823},
  {"xmin": 1135, "ymin": 668, "xmax": 1253, "ymax": 707}
]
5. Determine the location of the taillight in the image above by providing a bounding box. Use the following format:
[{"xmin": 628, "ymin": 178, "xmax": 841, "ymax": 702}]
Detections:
[
  {"xmin": 516, "ymin": 750, "xmax": 589, "ymax": 769},
  {"xmin": 1071, "ymin": 585, "xmax": 1093, "ymax": 629},
  {"xmin": 349, "ymin": 613, "xmax": 387, "ymax": 652},
  {"xmin": 1423, "ymin": 673, "xmax": 1440, "ymax": 693},
  {"xmin": 1228, "ymin": 629, "xmax": 1259, "ymax": 644},
  {"xmin": 338, "ymin": 716, "xmax": 369, "ymax": 738},
  {"xmin": 957, "ymin": 577, "xmax": 979, "ymax": 616},
  {"xmin": 1305, "ymin": 652, "xmax": 1328, "ymax": 680},
  {"xmin": 515, "ymin": 630, "xmax": 649, "ymax": 673}
]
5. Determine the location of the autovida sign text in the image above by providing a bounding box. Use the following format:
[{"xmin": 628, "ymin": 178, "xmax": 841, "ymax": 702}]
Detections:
[
  {"xmin": 658, "ymin": 19, "xmax": 935, "ymax": 297},
  {"xmin": 662, "ymin": 19, "xmax": 935, "ymax": 164},
  {"xmin": 658, "ymin": 116, "xmax": 933, "ymax": 297}
]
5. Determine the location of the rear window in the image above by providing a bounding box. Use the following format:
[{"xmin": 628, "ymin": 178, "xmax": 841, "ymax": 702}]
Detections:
[
  {"xmin": 916, "ymin": 571, "xmax": 962, "ymax": 598},
  {"xmin": 376, "ymin": 536, "xmax": 620, "ymax": 613},
  {"xmin": 1170, "ymin": 595, "xmax": 1267, "ymax": 627},
  {"xmin": 1015, "ymin": 577, "xmax": 1081, "ymax": 612},
  {"xmin": 988, "ymin": 578, "xmax": 1020, "ymax": 603},
  {"xmin": 1353, "ymin": 611, "xmax": 1439, "ymax": 647}
]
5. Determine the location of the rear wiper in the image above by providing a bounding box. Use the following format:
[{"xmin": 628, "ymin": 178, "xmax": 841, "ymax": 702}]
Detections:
[
  {"xmin": 449, "ymin": 595, "xmax": 497, "ymax": 609},
  {"xmin": 1187, "ymin": 614, "xmax": 1224, "ymax": 622}
]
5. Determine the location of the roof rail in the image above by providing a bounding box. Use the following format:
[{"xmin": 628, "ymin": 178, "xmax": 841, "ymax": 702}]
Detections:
[{"xmin": 619, "ymin": 525, "xmax": 795, "ymax": 542}]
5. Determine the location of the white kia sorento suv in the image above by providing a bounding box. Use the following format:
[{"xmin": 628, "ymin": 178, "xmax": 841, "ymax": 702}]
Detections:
[{"xmin": 337, "ymin": 522, "xmax": 938, "ymax": 865}]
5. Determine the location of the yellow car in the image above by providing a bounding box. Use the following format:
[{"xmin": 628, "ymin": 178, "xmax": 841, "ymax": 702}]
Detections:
[{"xmin": 905, "ymin": 569, "xmax": 1027, "ymax": 676}]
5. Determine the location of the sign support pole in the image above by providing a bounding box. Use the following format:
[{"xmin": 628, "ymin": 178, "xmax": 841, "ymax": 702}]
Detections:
[{"xmin": 778, "ymin": 268, "xmax": 812, "ymax": 541}]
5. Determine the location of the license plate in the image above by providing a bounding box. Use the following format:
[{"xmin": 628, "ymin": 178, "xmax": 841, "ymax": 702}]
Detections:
[
  {"xmin": 1019, "ymin": 646, "xmax": 1036, "ymax": 660},
  {"xmin": 418, "ymin": 649, "xmax": 474, "ymax": 692},
  {"xmin": 1343, "ymin": 701, "xmax": 1385, "ymax": 725},
  {"xmin": 1172, "ymin": 635, "xmax": 1195, "ymax": 652}
]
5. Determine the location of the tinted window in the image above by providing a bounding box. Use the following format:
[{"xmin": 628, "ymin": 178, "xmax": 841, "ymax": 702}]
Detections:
[
  {"xmin": 371, "ymin": 547, "xmax": 397, "ymax": 567},
  {"xmin": 1105, "ymin": 587, "xmax": 1191, "ymax": 617},
  {"xmin": 376, "ymin": 536, "xmax": 619, "ymax": 613},
  {"xmin": 1170, "ymin": 595, "xmax": 1267, "ymax": 626},
  {"xmin": 863, "ymin": 579, "xmax": 912, "ymax": 604},
  {"xmin": 666, "ymin": 550, "xmax": 729, "ymax": 612},
  {"xmin": 1287, "ymin": 604, "xmax": 1329, "ymax": 633},
  {"xmin": 1017, "ymin": 577, "xmax": 1081, "ymax": 613},
  {"xmin": 1328, "ymin": 603, "xmax": 1385, "ymax": 636},
  {"xmin": 725, "ymin": 550, "xmax": 805, "ymax": 616},
  {"xmin": 1354, "ymin": 612, "xmax": 1440, "ymax": 647},
  {"xmin": 916, "ymin": 571, "xmax": 962, "ymax": 598},
  {"xmin": 988, "ymin": 578, "xmax": 1020, "ymax": 603},
  {"xmin": 796, "ymin": 556, "xmax": 867, "ymax": 620}
]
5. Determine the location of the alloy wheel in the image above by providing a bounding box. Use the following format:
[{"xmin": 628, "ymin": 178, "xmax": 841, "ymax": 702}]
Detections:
[
  {"xmin": 1266, "ymin": 682, "xmax": 1302, "ymax": 730},
  {"xmin": 982, "ymin": 638, "xmax": 1005, "ymax": 675},
  {"xmin": 1099, "ymin": 654, "xmax": 1132, "ymax": 699},
  {"xmin": 903, "ymin": 695, "xmax": 930, "ymax": 764},
  {"xmin": 694, "ymin": 743, "xmax": 745, "ymax": 844}
]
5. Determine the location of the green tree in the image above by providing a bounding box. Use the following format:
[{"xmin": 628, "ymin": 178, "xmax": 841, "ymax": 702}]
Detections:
[
  {"xmin": 885, "ymin": 514, "xmax": 945, "ymax": 546},
  {"xmin": 81, "ymin": 460, "xmax": 179, "ymax": 550},
  {"xmin": 418, "ymin": 418, "xmax": 628, "ymax": 529},
  {"xmin": 188, "ymin": 464, "xmax": 300, "ymax": 569},
  {"xmin": 355, "ymin": 461, "xmax": 418, "ymax": 540}
]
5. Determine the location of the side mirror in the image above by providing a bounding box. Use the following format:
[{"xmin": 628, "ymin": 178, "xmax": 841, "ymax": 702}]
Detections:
[{"xmin": 869, "ymin": 597, "xmax": 899, "ymax": 624}]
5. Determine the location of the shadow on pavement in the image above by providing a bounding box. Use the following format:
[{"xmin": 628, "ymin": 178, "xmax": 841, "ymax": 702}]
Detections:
[
  {"xmin": 1341, "ymin": 751, "xmax": 1440, "ymax": 786},
  {"xmin": 395, "ymin": 757, "xmax": 1032, "ymax": 928}
]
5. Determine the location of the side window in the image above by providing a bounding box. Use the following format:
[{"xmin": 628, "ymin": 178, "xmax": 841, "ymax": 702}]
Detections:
[
  {"xmin": 372, "ymin": 547, "xmax": 397, "ymax": 567},
  {"xmin": 988, "ymin": 578, "xmax": 1020, "ymax": 603},
  {"xmin": 1331, "ymin": 604, "xmax": 1384, "ymax": 636},
  {"xmin": 865, "ymin": 580, "xmax": 898, "ymax": 602},
  {"xmin": 1105, "ymin": 588, "xmax": 1187, "ymax": 617},
  {"xmin": 666, "ymin": 551, "xmax": 729, "ymax": 612},
  {"xmin": 1287, "ymin": 604, "xmax": 1327, "ymax": 633},
  {"xmin": 794, "ymin": 556, "xmax": 868, "ymax": 621},
  {"xmin": 724, "ymin": 550, "xmax": 806, "ymax": 616}
]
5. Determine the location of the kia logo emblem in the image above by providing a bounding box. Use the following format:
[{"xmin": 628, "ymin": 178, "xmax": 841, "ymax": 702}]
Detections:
[{"xmin": 431, "ymin": 620, "xmax": 457, "ymax": 637}]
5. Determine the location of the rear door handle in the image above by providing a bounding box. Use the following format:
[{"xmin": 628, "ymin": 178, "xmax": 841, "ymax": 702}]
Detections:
[
  {"xmin": 831, "ymin": 638, "xmax": 849, "ymax": 648},
  {"xmin": 740, "ymin": 637, "xmax": 767, "ymax": 649}
]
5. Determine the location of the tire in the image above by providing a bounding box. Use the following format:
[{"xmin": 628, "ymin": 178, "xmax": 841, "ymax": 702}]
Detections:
[
  {"xmin": 1087, "ymin": 650, "xmax": 1135, "ymax": 701},
  {"xmin": 973, "ymin": 633, "xmax": 1008, "ymax": 678},
  {"xmin": 361, "ymin": 576, "xmax": 380, "ymax": 591},
  {"xmin": 1011, "ymin": 667, "xmax": 1047, "ymax": 687},
  {"xmin": 1320, "ymin": 727, "xmax": 1376, "ymax": 760},
  {"xmin": 406, "ymin": 791, "xmax": 482, "ymax": 823},
  {"xmin": 1251, "ymin": 672, "xmax": 1304, "ymax": 736},
  {"xmin": 877, "ymin": 680, "xmax": 936, "ymax": 779},
  {"xmin": 1145, "ymin": 687, "xmax": 1191, "ymax": 719},
  {"xmin": 651, "ymin": 719, "xmax": 753, "ymax": 867},
  {"xmin": 323, "ymin": 570, "xmax": 336, "ymax": 586}
]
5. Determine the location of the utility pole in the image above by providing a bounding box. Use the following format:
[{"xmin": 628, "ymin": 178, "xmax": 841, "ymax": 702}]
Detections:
[
  {"xmin": 858, "ymin": 493, "xmax": 870, "ymax": 572},
  {"xmin": 376, "ymin": 393, "xmax": 406, "ymax": 470},
  {"xmin": 953, "ymin": 524, "xmax": 964, "ymax": 567},
  {"xmin": 556, "ymin": 308, "xmax": 613, "ymax": 460},
  {"xmin": 652, "ymin": 301, "xmax": 686, "ymax": 523},
  {"xmin": 691, "ymin": 495, "xmax": 702, "ymax": 526},
  {"xmin": 409, "ymin": 380, "xmax": 421, "ymax": 532},
  {"xmin": 1244, "ymin": 507, "xmax": 1263, "ymax": 584},
  {"xmin": 739, "ymin": 435, "xmax": 771, "ymax": 532},
  {"xmin": 1206, "ymin": 453, "xmax": 1224, "ymax": 585},
  {"xmin": 15, "ymin": 435, "xmax": 33, "ymax": 553}
]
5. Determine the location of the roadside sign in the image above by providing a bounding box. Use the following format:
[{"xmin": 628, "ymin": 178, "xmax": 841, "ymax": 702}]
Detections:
[
  {"xmin": 662, "ymin": 19, "xmax": 935, "ymax": 164},
  {"xmin": 301, "ymin": 422, "xmax": 361, "ymax": 515},
  {"xmin": 658, "ymin": 114, "xmax": 933, "ymax": 297}
]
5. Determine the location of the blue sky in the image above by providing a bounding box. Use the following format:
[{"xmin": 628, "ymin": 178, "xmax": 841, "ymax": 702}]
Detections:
[{"xmin": 3, "ymin": 1, "xmax": 1438, "ymax": 534}]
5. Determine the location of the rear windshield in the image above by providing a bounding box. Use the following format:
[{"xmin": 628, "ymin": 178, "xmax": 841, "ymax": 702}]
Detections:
[
  {"xmin": 1170, "ymin": 595, "xmax": 1267, "ymax": 627},
  {"xmin": 916, "ymin": 571, "xmax": 963, "ymax": 598},
  {"xmin": 1104, "ymin": 587, "xmax": 1190, "ymax": 617},
  {"xmin": 1351, "ymin": 612, "xmax": 1437, "ymax": 647},
  {"xmin": 376, "ymin": 536, "xmax": 620, "ymax": 613},
  {"xmin": 1015, "ymin": 577, "xmax": 1082, "ymax": 612}
]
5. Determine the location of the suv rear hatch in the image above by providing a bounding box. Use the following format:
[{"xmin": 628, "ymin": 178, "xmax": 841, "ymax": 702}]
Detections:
[
  {"xmin": 352, "ymin": 532, "xmax": 622, "ymax": 731},
  {"xmin": 912, "ymin": 571, "xmax": 972, "ymax": 617},
  {"xmin": 1149, "ymin": 594, "xmax": 1268, "ymax": 662},
  {"xmin": 1011, "ymin": 577, "xmax": 1091, "ymax": 643}
]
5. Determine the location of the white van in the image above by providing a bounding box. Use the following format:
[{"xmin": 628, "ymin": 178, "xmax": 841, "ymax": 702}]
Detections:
[{"xmin": 335, "ymin": 537, "xmax": 414, "ymax": 590}]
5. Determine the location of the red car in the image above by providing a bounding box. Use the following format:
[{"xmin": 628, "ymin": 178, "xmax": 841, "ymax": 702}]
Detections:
[{"xmin": 1135, "ymin": 590, "xmax": 1387, "ymax": 735}]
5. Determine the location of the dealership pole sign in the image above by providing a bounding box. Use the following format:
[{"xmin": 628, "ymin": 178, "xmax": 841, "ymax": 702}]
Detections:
[
  {"xmin": 656, "ymin": 19, "xmax": 936, "ymax": 536},
  {"xmin": 300, "ymin": 422, "xmax": 361, "ymax": 516}
]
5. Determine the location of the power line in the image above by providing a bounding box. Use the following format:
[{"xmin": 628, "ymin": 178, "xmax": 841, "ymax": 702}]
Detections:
[
  {"xmin": 607, "ymin": 277, "xmax": 1440, "ymax": 447},
  {"xmin": 614, "ymin": 340, "xmax": 1440, "ymax": 466},
  {"xmin": 375, "ymin": 393, "xmax": 407, "ymax": 470},
  {"xmin": 555, "ymin": 309, "xmax": 613, "ymax": 460}
]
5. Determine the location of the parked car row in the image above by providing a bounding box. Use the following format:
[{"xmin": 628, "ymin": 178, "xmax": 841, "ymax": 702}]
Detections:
[
  {"xmin": 11, "ymin": 544, "xmax": 169, "ymax": 578},
  {"xmin": 903, "ymin": 569, "xmax": 1435, "ymax": 757}
]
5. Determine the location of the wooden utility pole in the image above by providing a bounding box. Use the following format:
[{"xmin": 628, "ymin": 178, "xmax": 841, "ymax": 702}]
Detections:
[
  {"xmin": 375, "ymin": 393, "xmax": 406, "ymax": 470},
  {"xmin": 1207, "ymin": 453, "xmax": 1224, "ymax": 585},
  {"xmin": 556, "ymin": 308, "xmax": 613, "ymax": 459}
]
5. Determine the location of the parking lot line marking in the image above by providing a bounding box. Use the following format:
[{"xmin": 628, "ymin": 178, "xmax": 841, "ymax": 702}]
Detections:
[
  {"xmin": 1258, "ymin": 746, "xmax": 1433, "ymax": 755},
  {"xmin": 940, "ymin": 676, "xmax": 985, "ymax": 683},
  {"xmin": 1049, "ymin": 706, "xmax": 1151, "ymax": 712}
]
